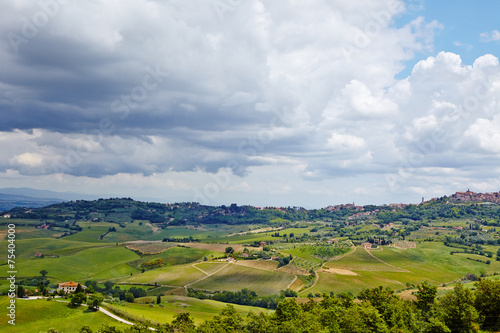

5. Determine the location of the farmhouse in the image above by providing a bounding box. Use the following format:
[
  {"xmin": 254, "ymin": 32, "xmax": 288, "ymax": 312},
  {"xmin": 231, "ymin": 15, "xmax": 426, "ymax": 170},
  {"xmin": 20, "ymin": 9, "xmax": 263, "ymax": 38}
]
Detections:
[{"xmin": 57, "ymin": 281, "xmax": 84, "ymax": 293}]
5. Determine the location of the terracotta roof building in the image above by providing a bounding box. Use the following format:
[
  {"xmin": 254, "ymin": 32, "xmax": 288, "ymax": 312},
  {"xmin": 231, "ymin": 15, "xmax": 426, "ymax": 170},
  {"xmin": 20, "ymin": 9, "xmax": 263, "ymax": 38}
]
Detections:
[{"xmin": 57, "ymin": 281, "xmax": 80, "ymax": 293}]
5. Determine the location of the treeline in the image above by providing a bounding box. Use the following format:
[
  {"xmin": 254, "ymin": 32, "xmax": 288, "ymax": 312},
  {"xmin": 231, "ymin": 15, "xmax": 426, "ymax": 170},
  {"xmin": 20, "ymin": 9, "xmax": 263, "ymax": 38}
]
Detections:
[
  {"xmin": 84, "ymin": 281, "xmax": 147, "ymax": 300},
  {"xmin": 378, "ymin": 197, "xmax": 500, "ymax": 223},
  {"xmin": 1, "ymin": 198, "xmax": 378, "ymax": 226},
  {"xmin": 186, "ymin": 288, "xmax": 296, "ymax": 309},
  {"xmin": 162, "ymin": 237, "xmax": 200, "ymax": 243},
  {"xmin": 6, "ymin": 195, "xmax": 500, "ymax": 228},
  {"xmin": 61, "ymin": 279, "xmax": 500, "ymax": 333},
  {"xmin": 62, "ymin": 279, "xmax": 500, "ymax": 333}
]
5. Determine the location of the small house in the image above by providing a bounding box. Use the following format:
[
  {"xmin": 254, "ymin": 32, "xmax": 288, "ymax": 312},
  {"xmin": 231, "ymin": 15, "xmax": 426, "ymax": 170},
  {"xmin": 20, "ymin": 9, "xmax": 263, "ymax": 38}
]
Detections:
[{"xmin": 57, "ymin": 281, "xmax": 80, "ymax": 293}]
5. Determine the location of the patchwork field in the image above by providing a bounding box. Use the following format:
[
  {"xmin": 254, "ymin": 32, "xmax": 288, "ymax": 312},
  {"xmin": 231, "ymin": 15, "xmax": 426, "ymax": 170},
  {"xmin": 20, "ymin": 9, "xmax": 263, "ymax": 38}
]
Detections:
[{"xmin": 301, "ymin": 242, "xmax": 500, "ymax": 296}]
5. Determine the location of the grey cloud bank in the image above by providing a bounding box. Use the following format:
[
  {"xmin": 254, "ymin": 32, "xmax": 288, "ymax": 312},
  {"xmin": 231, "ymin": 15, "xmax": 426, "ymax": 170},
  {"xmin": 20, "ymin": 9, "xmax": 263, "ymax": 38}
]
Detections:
[{"xmin": 1, "ymin": 0, "xmax": 500, "ymax": 208}]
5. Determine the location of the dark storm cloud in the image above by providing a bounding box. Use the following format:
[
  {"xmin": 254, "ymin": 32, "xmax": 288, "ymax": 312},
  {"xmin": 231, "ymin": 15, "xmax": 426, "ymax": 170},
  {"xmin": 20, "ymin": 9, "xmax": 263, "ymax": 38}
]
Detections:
[{"xmin": 5, "ymin": 0, "xmax": 499, "ymax": 206}]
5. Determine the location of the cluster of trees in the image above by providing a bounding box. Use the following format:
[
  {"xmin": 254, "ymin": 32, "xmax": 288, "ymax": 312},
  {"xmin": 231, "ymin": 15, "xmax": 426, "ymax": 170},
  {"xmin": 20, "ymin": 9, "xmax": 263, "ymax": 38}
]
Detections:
[
  {"xmin": 377, "ymin": 198, "xmax": 500, "ymax": 223},
  {"xmin": 17, "ymin": 269, "xmax": 49, "ymax": 288},
  {"xmin": 1, "ymin": 197, "xmax": 394, "ymax": 227},
  {"xmin": 63, "ymin": 279, "xmax": 500, "ymax": 333},
  {"xmin": 141, "ymin": 259, "xmax": 165, "ymax": 270},
  {"xmin": 162, "ymin": 236, "xmax": 200, "ymax": 243},
  {"xmin": 84, "ymin": 281, "xmax": 147, "ymax": 301},
  {"xmin": 276, "ymin": 255, "xmax": 293, "ymax": 268},
  {"xmin": 68, "ymin": 291, "xmax": 104, "ymax": 311},
  {"xmin": 186, "ymin": 288, "xmax": 293, "ymax": 309}
]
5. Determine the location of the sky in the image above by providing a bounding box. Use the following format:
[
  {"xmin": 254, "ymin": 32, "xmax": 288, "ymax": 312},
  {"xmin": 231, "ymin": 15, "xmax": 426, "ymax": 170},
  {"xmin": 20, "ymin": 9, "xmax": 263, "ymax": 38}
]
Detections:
[{"xmin": 1, "ymin": 0, "xmax": 500, "ymax": 208}]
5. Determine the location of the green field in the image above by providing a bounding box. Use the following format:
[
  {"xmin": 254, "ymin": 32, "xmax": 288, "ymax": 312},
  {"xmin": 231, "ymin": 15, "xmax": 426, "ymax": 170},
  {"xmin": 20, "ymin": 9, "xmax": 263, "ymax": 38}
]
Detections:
[
  {"xmin": 129, "ymin": 246, "xmax": 219, "ymax": 269},
  {"xmin": 122, "ymin": 264, "xmax": 206, "ymax": 286},
  {"xmin": 0, "ymin": 237, "xmax": 104, "ymax": 262},
  {"xmin": 0, "ymin": 298, "xmax": 129, "ymax": 333},
  {"xmin": 191, "ymin": 263, "xmax": 295, "ymax": 296},
  {"xmin": 302, "ymin": 242, "xmax": 500, "ymax": 296},
  {"xmin": 103, "ymin": 295, "xmax": 273, "ymax": 325},
  {"xmin": 11, "ymin": 246, "xmax": 140, "ymax": 283}
]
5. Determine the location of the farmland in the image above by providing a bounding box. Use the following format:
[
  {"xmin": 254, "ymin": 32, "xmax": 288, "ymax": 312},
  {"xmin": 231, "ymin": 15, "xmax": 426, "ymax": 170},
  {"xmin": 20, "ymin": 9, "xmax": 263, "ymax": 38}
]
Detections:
[
  {"xmin": 0, "ymin": 298, "xmax": 130, "ymax": 333},
  {"xmin": 103, "ymin": 295, "xmax": 273, "ymax": 325},
  {"xmin": 1, "ymin": 195, "xmax": 500, "ymax": 330}
]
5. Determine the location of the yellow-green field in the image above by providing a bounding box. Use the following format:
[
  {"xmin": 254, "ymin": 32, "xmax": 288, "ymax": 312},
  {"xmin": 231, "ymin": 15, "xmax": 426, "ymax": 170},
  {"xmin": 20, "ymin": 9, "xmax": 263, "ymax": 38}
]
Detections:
[
  {"xmin": 103, "ymin": 295, "xmax": 273, "ymax": 325},
  {"xmin": 191, "ymin": 263, "xmax": 295, "ymax": 296},
  {"xmin": 0, "ymin": 298, "xmax": 129, "ymax": 333},
  {"xmin": 301, "ymin": 242, "xmax": 500, "ymax": 296}
]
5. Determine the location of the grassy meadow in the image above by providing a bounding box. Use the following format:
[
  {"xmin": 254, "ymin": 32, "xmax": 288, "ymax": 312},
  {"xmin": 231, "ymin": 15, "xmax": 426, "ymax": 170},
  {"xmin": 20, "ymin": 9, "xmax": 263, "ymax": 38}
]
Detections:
[
  {"xmin": 191, "ymin": 263, "xmax": 295, "ymax": 296},
  {"xmin": 0, "ymin": 298, "xmax": 130, "ymax": 333},
  {"xmin": 103, "ymin": 295, "xmax": 273, "ymax": 325}
]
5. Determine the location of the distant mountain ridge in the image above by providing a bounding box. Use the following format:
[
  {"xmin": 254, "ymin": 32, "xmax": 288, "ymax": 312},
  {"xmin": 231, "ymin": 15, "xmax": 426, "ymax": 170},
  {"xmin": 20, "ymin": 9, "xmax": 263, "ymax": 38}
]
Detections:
[
  {"xmin": 0, "ymin": 193, "xmax": 62, "ymax": 211},
  {"xmin": 0, "ymin": 187, "xmax": 100, "ymax": 212}
]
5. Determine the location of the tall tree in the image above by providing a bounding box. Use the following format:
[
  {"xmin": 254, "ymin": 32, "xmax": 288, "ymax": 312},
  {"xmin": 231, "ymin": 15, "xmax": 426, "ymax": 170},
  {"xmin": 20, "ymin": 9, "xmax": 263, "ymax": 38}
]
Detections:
[
  {"xmin": 438, "ymin": 283, "xmax": 481, "ymax": 333},
  {"xmin": 75, "ymin": 283, "xmax": 84, "ymax": 294},
  {"xmin": 87, "ymin": 293, "xmax": 104, "ymax": 311},
  {"xmin": 415, "ymin": 283, "xmax": 438, "ymax": 313},
  {"xmin": 16, "ymin": 285, "xmax": 25, "ymax": 298},
  {"xmin": 474, "ymin": 279, "xmax": 500, "ymax": 329}
]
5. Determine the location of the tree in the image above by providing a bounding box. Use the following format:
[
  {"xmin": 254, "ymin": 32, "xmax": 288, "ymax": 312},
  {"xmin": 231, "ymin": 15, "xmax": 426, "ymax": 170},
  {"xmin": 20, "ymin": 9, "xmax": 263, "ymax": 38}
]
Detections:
[
  {"xmin": 339, "ymin": 302, "xmax": 389, "ymax": 333},
  {"xmin": 358, "ymin": 286, "xmax": 398, "ymax": 324},
  {"xmin": 157, "ymin": 294, "xmax": 161, "ymax": 304},
  {"xmin": 40, "ymin": 270, "xmax": 48, "ymax": 277},
  {"xmin": 17, "ymin": 285, "xmax": 25, "ymax": 298},
  {"xmin": 78, "ymin": 326, "xmax": 93, "ymax": 333},
  {"xmin": 87, "ymin": 293, "xmax": 104, "ymax": 311},
  {"xmin": 75, "ymin": 283, "xmax": 84, "ymax": 294},
  {"xmin": 171, "ymin": 312, "xmax": 195, "ymax": 332},
  {"xmin": 225, "ymin": 246, "xmax": 234, "ymax": 254},
  {"xmin": 474, "ymin": 279, "xmax": 500, "ymax": 329},
  {"xmin": 438, "ymin": 283, "xmax": 481, "ymax": 332},
  {"xmin": 275, "ymin": 298, "xmax": 302, "ymax": 322},
  {"xmin": 69, "ymin": 292, "xmax": 87, "ymax": 306},
  {"xmin": 103, "ymin": 281, "xmax": 114, "ymax": 291},
  {"xmin": 211, "ymin": 305, "xmax": 244, "ymax": 331},
  {"xmin": 415, "ymin": 283, "xmax": 438, "ymax": 313},
  {"xmin": 38, "ymin": 283, "xmax": 48, "ymax": 296},
  {"xmin": 125, "ymin": 292, "xmax": 134, "ymax": 303}
]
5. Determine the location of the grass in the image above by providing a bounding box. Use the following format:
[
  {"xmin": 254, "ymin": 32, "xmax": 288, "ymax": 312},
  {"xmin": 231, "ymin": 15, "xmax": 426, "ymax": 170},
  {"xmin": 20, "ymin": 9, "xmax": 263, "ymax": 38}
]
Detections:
[
  {"xmin": 324, "ymin": 247, "xmax": 404, "ymax": 272},
  {"xmin": 129, "ymin": 246, "xmax": 217, "ymax": 269},
  {"xmin": 0, "ymin": 237, "xmax": 104, "ymax": 262},
  {"xmin": 302, "ymin": 271, "xmax": 407, "ymax": 296},
  {"xmin": 303, "ymin": 242, "xmax": 499, "ymax": 296},
  {"xmin": 64, "ymin": 224, "xmax": 112, "ymax": 243},
  {"xmin": 191, "ymin": 263, "xmax": 295, "ymax": 296},
  {"xmin": 9, "ymin": 246, "xmax": 140, "ymax": 283},
  {"xmin": 102, "ymin": 221, "xmax": 157, "ymax": 242},
  {"xmin": 0, "ymin": 297, "xmax": 129, "ymax": 333},
  {"xmin": 124, "ymin": 241, "xmax": 178, "ymax": 254},
  {"xmin": 193, "ymin": 262, "xmax": 228, "ymax": 275},
  {"xmin": 231, "ymin": 260, "xmax": 280, "ymax": 272},
  {"xmin": 204, "ymin": 228, "xmax": 313, "ymax": 244},
  {"xmin": 122, "ymin": 264, "xmax": 206, "ymax": 286},
  {"xmin": 104, "ymin": 295, "xmax": 272, "ymax": 325}
]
